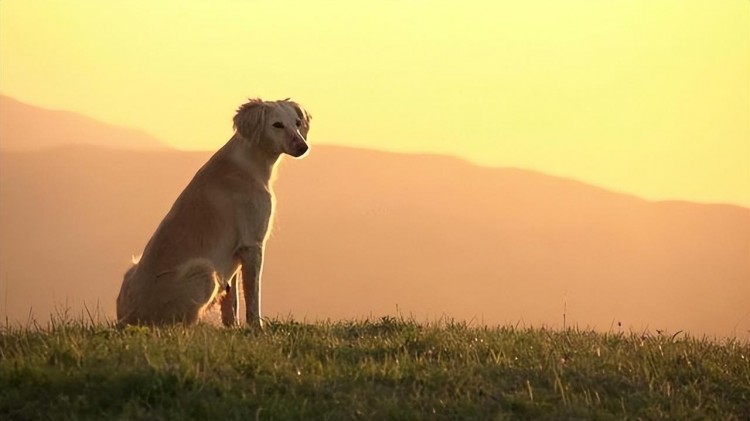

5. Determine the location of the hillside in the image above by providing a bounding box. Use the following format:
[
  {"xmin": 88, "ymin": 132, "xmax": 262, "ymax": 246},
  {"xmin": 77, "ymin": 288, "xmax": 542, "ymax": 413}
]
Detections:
[
  {"xmin": 0, "ymin": 145, "xmax": 748, "ymax": 338},
  {"xmin": 0, "ymin": 95, "xmax": 166, "ymax": 150},
  {"xmin": 1, "ymin": 319, "xmax": 748, "ymax": 419}
]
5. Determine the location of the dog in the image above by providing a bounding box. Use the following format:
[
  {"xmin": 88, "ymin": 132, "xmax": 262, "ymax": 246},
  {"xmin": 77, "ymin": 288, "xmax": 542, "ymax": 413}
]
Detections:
[{"xmin": 116, "ymin": 98, "xmax": 311, "ymax": 327}]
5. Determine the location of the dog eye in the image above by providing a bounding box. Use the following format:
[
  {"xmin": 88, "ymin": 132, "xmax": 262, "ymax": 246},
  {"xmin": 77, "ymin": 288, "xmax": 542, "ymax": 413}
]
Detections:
[
  {"xmin": 272, "ymin": 122, "xmax": 284, "ymax": 129},
  {"xmin": 295, "ymin": 119, "xmax": 302, "ymax": 128}
]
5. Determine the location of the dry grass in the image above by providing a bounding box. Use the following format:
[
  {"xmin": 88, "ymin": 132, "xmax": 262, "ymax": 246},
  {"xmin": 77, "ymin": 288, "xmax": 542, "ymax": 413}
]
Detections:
[{"xmin": 1, "ymin": 314, "xmax": 749, "ymax": 420}]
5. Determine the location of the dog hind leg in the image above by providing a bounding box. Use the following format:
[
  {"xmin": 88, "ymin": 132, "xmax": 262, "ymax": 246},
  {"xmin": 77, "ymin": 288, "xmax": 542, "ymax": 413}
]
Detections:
[
  {"xmin": 116, "ymin": 264, "xmax": 140, "ymax": 325},
  {"xmin": 155, "ymin": 259, "xmax": 222, "ymax": 325}
]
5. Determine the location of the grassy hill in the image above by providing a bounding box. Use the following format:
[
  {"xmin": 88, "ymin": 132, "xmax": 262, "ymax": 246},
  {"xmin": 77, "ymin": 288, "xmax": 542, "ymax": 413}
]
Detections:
[{"xmin": 1, "ymin": 316, "xmax": 748, "ymax": 419}]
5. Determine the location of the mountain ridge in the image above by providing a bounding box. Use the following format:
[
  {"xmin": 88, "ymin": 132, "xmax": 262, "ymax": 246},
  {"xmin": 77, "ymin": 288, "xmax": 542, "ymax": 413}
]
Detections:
[
  {"xmin": 1, "ymin": 145, "xmax": 747, "ymax": 337},
  {"xmin": 0, "ymin": 95, "xmax": 168, "ymax": 150},
  {"xmin": 0, "ymin": 97, "xmax": 747, "ymax": 336},
  {"xmin": 16, "ymin": 142, "xmax": 747, "ymax": 211}
]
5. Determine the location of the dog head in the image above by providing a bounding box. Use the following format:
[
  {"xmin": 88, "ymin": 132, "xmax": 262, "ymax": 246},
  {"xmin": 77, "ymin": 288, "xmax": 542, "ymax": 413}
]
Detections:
[{"xmin": 233, "ymin": 99, "xmax": 311, "ymax": 158}]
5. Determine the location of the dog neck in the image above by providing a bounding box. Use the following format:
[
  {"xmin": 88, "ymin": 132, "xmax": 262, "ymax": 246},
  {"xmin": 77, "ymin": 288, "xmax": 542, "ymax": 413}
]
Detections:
[{"xmin": 226, "ymin": 134, "xmax": 281, "ymax": 188}]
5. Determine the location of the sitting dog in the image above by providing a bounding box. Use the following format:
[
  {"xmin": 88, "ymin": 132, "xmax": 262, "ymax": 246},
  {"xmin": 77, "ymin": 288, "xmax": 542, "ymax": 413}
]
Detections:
[{"xmin": 116, "ymin": 98, "xmax": 311, "ymax": 327}]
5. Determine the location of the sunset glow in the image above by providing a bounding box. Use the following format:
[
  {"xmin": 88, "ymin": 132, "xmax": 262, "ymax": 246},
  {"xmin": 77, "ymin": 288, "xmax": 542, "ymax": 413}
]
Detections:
[{"xmin": 1, "ymin": 0, "xmax": 748, "ymax": 206}]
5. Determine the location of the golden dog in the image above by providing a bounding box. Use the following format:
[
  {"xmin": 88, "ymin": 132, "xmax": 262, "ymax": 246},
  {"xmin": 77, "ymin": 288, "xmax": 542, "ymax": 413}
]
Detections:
[{"xmin": 116, "ymin": 98, "xmax": 311, "ymax": 327}]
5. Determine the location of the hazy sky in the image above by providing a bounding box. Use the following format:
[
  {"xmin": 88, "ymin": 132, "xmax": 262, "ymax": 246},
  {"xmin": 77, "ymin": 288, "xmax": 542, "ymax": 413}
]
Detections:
[{"xmin": 1, "ymin": 1, "xmax": 748, "ymax": 206}]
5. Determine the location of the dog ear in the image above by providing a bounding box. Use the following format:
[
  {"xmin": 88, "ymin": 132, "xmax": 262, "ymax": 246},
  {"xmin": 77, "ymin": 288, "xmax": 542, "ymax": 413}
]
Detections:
[
  {"xmin": 233, "ymin": 99, "xmax": 267, "ymax": 144},
  {"xmin": 289, "ymin": 101, "xmax": 312, "ymax": 137}
]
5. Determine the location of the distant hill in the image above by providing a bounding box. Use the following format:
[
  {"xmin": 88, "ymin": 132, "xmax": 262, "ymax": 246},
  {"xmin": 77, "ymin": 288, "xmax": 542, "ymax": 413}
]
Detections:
[
  {"xmin": 0, "ymin": 145, "xmax": 748, "ymax": 338},
  {"xmin": 0, "ymin": 95, "xmax": 167, "ymax": 150}
]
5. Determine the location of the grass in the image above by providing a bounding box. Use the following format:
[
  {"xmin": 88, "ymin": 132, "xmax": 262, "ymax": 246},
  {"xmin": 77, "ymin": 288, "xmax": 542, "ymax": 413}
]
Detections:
[{"xmin": 1, "ymin": 314, "xmax": 749, "ymax": 420}]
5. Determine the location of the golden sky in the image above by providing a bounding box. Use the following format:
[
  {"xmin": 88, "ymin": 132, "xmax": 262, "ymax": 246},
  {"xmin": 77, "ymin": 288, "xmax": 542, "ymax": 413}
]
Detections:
[{"xmin": 1, "ymin": 1, "xmax": 748, "ymax": 206}]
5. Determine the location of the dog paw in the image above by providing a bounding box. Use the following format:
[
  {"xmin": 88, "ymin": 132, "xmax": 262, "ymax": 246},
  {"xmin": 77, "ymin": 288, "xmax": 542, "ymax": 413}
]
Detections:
[{"xmin": 248, "ymin": 318, "xmax": 265, "ymax": 330}]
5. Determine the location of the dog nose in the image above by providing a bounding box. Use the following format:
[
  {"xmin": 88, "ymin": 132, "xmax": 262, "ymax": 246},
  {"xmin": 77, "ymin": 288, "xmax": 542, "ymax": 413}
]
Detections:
[{"xmin": 296, "ymin": 142, "xmax": 309, "ymax": 155}]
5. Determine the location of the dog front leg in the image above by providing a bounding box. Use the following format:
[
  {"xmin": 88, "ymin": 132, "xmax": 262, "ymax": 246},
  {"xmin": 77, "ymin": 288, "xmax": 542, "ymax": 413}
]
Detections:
[{"xmin": 237, "ymin": 245, "xmax": 264, "ymax": 329}]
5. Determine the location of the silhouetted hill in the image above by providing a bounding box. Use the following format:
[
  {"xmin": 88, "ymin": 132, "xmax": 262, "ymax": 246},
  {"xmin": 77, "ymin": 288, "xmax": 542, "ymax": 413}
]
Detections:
[
  {"xmin": 1, "ymin": 145, "xmax": 748, "ymax": 337},
  {"xmin": 0, "ymin": 95, "xmax": 167, "ymax": 150}
]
